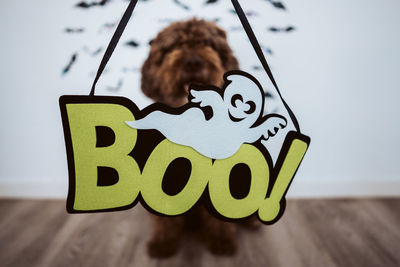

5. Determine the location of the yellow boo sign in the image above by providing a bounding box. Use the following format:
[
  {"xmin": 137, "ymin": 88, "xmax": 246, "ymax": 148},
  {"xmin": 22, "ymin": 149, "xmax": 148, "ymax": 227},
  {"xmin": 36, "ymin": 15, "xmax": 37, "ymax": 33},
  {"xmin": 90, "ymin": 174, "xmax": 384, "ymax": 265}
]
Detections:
[{"xmin": 59, "ymin": 95, "xmax": 310, "ymax": 224}]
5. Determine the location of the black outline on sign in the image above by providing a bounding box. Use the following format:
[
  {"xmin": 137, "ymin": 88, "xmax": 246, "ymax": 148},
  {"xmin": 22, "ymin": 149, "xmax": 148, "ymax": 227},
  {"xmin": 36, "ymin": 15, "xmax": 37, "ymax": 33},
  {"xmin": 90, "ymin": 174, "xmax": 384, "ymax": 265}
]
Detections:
[{"xmin": 60, "ymin": 70, "xmax": 310, "ymax": 224}]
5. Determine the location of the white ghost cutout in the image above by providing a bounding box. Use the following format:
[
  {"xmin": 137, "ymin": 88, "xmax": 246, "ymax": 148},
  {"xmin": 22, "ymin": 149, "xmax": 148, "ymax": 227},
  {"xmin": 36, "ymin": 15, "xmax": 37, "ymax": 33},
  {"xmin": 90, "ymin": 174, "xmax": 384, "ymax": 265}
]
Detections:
[{"xmin": 126, "ymin": 71, "xmax": 287, "ymax": 159}]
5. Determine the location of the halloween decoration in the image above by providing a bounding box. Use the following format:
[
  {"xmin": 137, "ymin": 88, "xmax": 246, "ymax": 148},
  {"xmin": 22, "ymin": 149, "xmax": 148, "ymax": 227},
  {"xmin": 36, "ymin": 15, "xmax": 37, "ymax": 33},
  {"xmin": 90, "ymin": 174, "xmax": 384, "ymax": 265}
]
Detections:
[{"xmin": 60, "ymin": 0, "xmax": 310, "ymax": 225}]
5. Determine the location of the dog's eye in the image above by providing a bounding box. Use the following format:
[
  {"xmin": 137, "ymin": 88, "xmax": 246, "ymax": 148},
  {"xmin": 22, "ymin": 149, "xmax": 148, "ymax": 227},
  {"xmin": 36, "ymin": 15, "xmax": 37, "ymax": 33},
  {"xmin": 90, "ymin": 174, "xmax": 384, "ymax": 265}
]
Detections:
[
  {"xmin": 245, "ymin": 101, "xmax": 256, "ymax": 114},
  {"xmin": 231, "ymin": 94, "xmax": 243, "ymax": 107}
]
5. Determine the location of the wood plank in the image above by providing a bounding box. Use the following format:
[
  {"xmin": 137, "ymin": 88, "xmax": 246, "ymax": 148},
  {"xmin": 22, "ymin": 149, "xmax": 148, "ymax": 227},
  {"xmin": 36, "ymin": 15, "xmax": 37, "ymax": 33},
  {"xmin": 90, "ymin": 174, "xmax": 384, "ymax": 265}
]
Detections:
[
  {"xmin": 0, "ymin": 198, "xmax": 398, "ymax": 267},
  {"xmin": 0, "ymin": 200, "xmax": 68, "ymax": 267}
]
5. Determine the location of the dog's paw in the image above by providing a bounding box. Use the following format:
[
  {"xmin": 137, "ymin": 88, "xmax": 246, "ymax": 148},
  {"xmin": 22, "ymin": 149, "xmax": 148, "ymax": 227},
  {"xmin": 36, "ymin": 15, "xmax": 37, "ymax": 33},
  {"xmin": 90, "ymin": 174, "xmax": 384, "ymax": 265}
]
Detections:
[
  {"xmin": 205, "ymin": 235, "xmax": 237, "ymax": 256},
  {"xmin": 147, "ymin": 238, "xmax": 180, "ymax": 258}
]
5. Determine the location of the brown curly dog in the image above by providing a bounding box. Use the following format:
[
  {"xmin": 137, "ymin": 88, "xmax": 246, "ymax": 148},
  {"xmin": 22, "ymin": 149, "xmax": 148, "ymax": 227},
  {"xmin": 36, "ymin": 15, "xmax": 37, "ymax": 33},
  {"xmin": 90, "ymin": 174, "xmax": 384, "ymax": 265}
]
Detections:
[{"xmin": 141, "ymin": 18, "xmax": 257, "ymax": 258}]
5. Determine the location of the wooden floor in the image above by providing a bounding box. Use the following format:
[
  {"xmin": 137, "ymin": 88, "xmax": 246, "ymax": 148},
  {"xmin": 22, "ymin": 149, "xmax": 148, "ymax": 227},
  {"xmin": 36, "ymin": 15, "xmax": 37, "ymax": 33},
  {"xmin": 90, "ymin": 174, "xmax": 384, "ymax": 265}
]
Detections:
[{"xmin": 0, "ymin": 198, "xmax": 399, "ymax": 267}]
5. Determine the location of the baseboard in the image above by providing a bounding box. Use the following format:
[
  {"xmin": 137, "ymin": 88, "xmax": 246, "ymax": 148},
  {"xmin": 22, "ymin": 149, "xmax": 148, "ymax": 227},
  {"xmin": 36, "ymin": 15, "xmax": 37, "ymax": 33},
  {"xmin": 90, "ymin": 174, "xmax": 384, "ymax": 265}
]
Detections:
[
  {"xmin": 0, "ymin": 179, "xmax": 399, "ymax": 199},
  {"xmin": 0, "ymin": 181, "xmax": 68, "ymax": 199},
  {"xmin": 287, "ymin": 180, "xmax": 400, "ymax": 198}
]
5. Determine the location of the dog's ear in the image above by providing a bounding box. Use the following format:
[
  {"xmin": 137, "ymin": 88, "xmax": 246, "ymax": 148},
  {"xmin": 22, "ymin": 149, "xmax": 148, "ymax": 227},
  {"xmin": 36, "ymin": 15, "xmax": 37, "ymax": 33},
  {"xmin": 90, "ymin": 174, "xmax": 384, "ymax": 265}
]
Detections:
[
  {"xmin": 206, "ymin": 22, "xmax": 239, "ymax": 71},
  {"xmin": 211, "ymin": 35, "xmax": 239, "ymax": 71},
  {"xmin": 141, "ymin": 22, "xmax": 183, "ymax": 102},
  {"xmin": 141, "ymin": 56, "xmax": 161, "ymax": 101}
]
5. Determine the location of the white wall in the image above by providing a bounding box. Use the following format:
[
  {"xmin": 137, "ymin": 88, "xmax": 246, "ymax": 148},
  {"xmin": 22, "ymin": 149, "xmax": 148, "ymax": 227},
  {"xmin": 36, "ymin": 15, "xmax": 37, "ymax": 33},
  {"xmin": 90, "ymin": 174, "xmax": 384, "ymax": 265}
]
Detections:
[{"xmin": 0, "ymin": 0, "xmax": 399, "ymax": 198}]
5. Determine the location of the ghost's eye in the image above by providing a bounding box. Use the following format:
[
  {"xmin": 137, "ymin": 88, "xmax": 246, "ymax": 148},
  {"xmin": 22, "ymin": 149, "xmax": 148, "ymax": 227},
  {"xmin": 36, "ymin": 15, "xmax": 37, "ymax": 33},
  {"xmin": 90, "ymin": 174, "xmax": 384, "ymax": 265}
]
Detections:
[
  {"xmin": 231, "ymin": 94, "xmax": 243, "ymax": 107},
  {"xmin": 245, "ymin": 101, "xmax": 256, "ymax": 114}
]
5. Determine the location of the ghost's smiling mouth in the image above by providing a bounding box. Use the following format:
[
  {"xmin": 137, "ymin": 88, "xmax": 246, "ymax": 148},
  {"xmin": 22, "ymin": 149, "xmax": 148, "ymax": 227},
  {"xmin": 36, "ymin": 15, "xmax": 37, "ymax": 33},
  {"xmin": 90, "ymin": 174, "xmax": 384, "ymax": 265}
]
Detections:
[{"xmin": 228, "ymin": 111, "xmax": 245, "ymax": 122}]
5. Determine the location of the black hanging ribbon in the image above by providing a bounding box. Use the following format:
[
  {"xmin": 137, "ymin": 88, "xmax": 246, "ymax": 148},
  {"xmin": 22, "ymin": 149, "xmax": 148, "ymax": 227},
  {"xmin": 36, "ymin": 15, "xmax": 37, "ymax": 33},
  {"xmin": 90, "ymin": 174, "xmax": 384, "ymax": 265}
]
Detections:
[
  {"xmin": 89, "ymin": 0, "xmax": 138, "ymax": 96},
  {"xmin": 231, "ymin": 0, "xmax": 300, "ymax": 132},
  {"xmin": 89, "ymin": 0, "xmax": 301, "ymax": 133}
]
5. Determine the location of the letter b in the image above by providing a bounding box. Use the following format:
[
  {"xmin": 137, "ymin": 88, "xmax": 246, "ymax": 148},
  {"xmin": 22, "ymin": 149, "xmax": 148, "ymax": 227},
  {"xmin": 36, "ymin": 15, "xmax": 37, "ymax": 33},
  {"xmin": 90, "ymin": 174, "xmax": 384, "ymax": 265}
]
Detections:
[{"xmin": 60, "ymin": 97, "xmax": 141, "ymax": 212}]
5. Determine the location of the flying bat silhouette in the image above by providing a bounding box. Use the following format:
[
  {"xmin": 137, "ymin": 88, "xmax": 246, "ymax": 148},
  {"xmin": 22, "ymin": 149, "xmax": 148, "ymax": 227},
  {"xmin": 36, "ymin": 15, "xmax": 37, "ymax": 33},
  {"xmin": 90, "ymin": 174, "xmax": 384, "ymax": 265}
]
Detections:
[
  {"xmin": 125, "ymin": 40, "xmax": 140, "ymax": 48},
  {"xmin": 75, "ymin": 0, "xmax": 110, "ymax": 9},
  {"xmin": 268, "ymin": 26, "xmax": 296, "ymax": 32},
  {"xmin": 205, "ymin": 0, "xmax": 219, "ymax": 4},
  {"xmin": 266, "ymin": 0, "xmax": 286, "ymax": 10},
  {"xmin": 64, "ymin": 28, "xmax": 85, "ymax": 33},
  {"xmin": 62, "ymin": 53, "xmax": 78, "ymax": 75},
  {"xmin": 173, "ymin": 0, "xmax": 190, "ymax": 11}
]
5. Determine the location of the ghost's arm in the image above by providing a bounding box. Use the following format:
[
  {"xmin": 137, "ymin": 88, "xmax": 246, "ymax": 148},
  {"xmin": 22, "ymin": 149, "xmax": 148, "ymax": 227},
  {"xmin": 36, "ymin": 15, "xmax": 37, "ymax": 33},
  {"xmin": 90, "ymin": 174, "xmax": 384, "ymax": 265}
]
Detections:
[
  {"xmin": 245, "ymin": 115, "xmax": 287, "ymax": 143},
  {"xmin": 190, "ymin": 89, "xmax": 223, "ymax": 109},
  {"xmin": 126, "ymin": 110, "xmax": 164, "ymax": 130}
]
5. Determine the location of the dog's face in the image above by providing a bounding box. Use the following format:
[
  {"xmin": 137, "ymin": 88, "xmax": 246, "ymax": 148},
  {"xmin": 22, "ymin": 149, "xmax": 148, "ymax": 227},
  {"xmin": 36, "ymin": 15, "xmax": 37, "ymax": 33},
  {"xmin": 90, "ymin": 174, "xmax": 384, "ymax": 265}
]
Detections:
[
  {"xmin": 141, "ymin": 18, "xmax": 239, "ymax": 107},
  {"xmin": 224, "ymin": 74, "xmax": 263, "ymax": 127}
]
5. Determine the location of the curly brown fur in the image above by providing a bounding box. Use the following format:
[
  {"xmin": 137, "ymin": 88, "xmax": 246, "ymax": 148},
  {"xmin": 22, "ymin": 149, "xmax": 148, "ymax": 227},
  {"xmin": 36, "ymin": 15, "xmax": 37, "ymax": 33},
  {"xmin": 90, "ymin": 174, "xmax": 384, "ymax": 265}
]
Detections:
[
  {"xmin": 141, "ymin": 18, "xmax": 243, "ymax": 258},
  {"xmin": 141, "ymin": 18, "xmax": 239, "ymax": 107}
]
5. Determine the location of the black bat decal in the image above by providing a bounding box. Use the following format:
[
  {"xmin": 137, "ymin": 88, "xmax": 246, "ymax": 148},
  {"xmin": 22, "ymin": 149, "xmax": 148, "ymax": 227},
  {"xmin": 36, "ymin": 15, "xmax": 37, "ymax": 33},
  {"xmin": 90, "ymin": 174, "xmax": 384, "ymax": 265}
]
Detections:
[
  {"xmin": 172, "ymin": 0, "xmax": 190, "ymax": 11},
  {"xmin": 75, "ymin": 0, "xmax": 110, "ymax": 9},
  {"xmin": 62, "ymin": 53, "xmax": 78, "ymax": 75},
  {"xmin": 286, "ymin": 26, "xmax": 295, "ymax": 32},
  {"xmin": 268, "ymin": 26, "xmax": 296, "ymax": 33},
  {"xmin": 266, "ymin": 0, "xmax": 286, "ymax": 11},
  {"xmin": 264, "ymin": 91, "xmax": 274, "ymax": 98},
  {"xmin": 125, "ymin": 40, "xmax": 140, "ymax": 48},
  {"xmin": 64, "ymin": 28, "xmax": 85, "ymax": 33},
  {"xmin": 269, "ymin": 27, "xmax": 279, "ymax": 32}
]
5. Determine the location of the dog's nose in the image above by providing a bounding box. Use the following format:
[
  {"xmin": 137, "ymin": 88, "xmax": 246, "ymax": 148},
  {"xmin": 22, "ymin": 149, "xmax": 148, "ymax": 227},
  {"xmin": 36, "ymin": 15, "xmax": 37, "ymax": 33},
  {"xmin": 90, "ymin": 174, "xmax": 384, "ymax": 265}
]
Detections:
[{"xmin": 184, "ymin": 57, "xmax": 204, "ymax": 71}]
